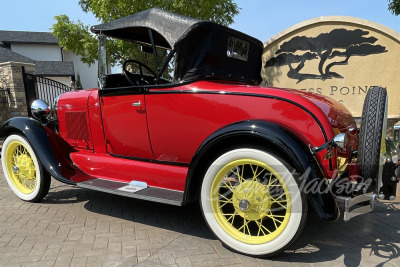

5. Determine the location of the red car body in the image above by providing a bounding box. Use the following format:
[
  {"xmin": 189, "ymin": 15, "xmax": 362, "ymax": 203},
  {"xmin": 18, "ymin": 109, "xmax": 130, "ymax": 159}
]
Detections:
[{"xmin": 57, "ymin": 82, "xmax": 357, "ymax": 190}]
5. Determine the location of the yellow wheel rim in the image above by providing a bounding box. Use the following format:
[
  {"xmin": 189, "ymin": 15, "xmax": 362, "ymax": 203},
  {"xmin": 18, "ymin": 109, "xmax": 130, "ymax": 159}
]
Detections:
[
  {"xmin": 5, "ymin": 140, "xmax": 37, "ymax": 194},
  {"xmin": 210, "ymin": 159, "xmax": 291, "ymax": 244}
]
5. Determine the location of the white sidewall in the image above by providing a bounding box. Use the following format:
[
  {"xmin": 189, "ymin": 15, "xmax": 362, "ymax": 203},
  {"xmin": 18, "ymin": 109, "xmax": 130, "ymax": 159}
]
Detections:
[
  {"xmin": 201, "ymin": 148, "xmax": 303, "ymax": 256},
  {"xmin": 1, "ymin": 135, "xmax": 42, "ymax": 201}
]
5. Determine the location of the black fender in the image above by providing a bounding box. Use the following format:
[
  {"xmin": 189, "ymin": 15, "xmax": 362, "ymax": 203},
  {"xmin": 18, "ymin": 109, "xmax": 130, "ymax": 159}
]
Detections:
[
  {"xmin": 184, "ymin": 120, "xmax": 339, "ymax": 221},
  {"xmin": 0, "ymin": 117, "xmax": 76, "ymax": 185}
]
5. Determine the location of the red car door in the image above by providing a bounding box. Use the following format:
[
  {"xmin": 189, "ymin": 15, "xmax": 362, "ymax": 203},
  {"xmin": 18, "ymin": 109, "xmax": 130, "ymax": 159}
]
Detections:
[{"xmin": 100, "ymin": 93, "xmax": 153, "ymax": 160}]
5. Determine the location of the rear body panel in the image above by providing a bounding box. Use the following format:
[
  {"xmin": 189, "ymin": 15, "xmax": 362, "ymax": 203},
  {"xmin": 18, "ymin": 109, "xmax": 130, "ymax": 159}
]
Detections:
[{"xmin": 146, "ymin": 85, "xmax": 330, "ymax": 165}]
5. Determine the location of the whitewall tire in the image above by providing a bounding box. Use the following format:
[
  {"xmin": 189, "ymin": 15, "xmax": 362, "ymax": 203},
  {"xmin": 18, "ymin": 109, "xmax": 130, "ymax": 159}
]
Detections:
[
  {"xmin": 1, "ymin": 134, "xmax": 50, "ymax": 202},
  {"xmin": 200, "ymin": 148, "xmax": 307, "ymax": 257}
]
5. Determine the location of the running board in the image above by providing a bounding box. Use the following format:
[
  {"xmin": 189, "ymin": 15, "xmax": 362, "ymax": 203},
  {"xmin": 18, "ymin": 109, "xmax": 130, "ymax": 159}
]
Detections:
[{"xmin": 77, "ymin": 179, "xmax": 184, "ymax": 206}]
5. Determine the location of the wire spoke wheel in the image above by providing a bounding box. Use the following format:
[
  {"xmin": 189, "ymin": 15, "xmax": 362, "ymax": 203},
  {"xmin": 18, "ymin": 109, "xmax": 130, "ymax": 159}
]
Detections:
[
  {"xmin": 211, "ymin": 159, "xmax": 291, "ymax": 244},
  {"xmin": 201, "ymin": 148, "xmax": 307, "ymax": 257},
  {"xmin": 5, "ymin": 141, "xmax": 37, "ymax": 194},
  {"xmin": 1, "ymin": 134, "xmax": 50, "ymax": 202}
]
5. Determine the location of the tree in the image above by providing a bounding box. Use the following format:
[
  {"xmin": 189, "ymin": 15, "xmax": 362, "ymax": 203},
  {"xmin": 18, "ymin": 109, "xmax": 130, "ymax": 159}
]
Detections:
[
  {"xmin": 76, "ymin": 73, "xmax": 83, "ymax": 89},
  {"xmin": 388, "ymin": 0, "xmax": 400, "ymax": 15},
  {"xmin": 52, "ymin": 0, "xmax": 240, "ymax": 69},
  {"xmin": 265, "ymin": 29, "xmax": 387, "ymax": 83}
]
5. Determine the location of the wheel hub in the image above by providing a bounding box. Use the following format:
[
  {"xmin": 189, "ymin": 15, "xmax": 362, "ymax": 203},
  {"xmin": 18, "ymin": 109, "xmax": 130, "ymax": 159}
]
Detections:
[
  {"xmin": 12, "ymin": 166, "xmax": 19, "ymax": 174},
  {"xmin": 15, "ymin": 154, "xmax": 35, "ymax": 179},
  {"xmin": 233, "ymin": 180, "xmax": 271, "ymax": 221},
  {"xmin": 238, "ymin": 199, "xmax": 251, "ymax": 211}
]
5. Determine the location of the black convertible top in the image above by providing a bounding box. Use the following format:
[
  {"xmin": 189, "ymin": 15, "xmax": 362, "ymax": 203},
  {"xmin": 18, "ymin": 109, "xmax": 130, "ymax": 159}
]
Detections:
[
  {"xmin": 92, "ymin": 8, "xmax": 263, "ymax": 85},
  {"xmin": 91, "ymin": 8, "xmax": 201, "ymax": 49}
]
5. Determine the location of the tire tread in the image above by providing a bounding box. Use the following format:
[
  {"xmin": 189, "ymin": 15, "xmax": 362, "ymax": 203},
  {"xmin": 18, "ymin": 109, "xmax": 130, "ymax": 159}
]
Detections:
[{"xmin": 358, "ymin": 86, "xmax": 387, "ymax": 184}]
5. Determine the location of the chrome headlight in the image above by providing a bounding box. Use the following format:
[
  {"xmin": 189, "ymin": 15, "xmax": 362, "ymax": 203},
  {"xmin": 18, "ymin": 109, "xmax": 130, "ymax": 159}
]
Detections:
[{"xmin": 31, "ymin": 99, "xmax": 50, "ymax": 121}]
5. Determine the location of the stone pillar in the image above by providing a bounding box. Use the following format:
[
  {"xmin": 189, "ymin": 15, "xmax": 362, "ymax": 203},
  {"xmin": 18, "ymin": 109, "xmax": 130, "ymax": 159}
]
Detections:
[{"xmin": 0, "ymin": 62, "xmax": 35, "ymax": 124}]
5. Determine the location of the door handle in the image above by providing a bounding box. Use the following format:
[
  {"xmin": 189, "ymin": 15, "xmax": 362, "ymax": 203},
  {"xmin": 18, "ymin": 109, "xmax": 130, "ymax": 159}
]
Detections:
[{"xmin": 131, "ymin": 100, "xmax": 142, "ymax": 108}]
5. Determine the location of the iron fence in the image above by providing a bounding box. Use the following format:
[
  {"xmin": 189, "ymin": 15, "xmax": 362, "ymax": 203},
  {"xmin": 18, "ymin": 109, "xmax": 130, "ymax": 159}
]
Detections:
[
  {"xmin": 22, "ymin": 67, "xmax": 73, "ymax": 116},
  {"xmin": 35, "ymin": 76, "xmax": 72, "ymax": 106}
]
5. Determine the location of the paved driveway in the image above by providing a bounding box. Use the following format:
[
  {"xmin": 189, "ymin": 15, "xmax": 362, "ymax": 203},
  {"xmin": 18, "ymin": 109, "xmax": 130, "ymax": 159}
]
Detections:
[{"xmin": 0, "ymin": 169, "xmax": 399, "ymax": 267}]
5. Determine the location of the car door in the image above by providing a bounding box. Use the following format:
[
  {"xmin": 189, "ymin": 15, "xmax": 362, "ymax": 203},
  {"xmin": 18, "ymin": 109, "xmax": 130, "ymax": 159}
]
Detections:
[{"xmin": 100, "ymin": 92, "xmax": 153, "ymax": 160}]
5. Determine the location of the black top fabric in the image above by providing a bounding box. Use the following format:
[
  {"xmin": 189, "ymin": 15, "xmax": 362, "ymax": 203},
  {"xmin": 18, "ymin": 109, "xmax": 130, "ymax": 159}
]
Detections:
[
  {"xmin": 92, "ymin": 8, "xmax": 263, "ymax": 85},
  {"xmin": 175, "ymin": 22, "xmax": 263, "ymax": 85},
  {"xmin": 91, "ymin": 8, "xmax": 201, "ymax": 49}
]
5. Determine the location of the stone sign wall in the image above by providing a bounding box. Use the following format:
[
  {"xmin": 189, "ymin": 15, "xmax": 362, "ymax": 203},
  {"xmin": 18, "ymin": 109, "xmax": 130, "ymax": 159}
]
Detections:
[
  {"xmin": 0, "ymin": 62, "xmax": 34, "ymax": 123},
  {"xmin": 262, "ymin": 16, "xmax": 400, "ymax": 127}
]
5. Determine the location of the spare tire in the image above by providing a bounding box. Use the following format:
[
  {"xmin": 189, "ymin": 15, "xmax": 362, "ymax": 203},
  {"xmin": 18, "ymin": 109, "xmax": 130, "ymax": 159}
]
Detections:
[{"xmin": 358, "ymin": 86, "xmax": 388, "ymax": 192}]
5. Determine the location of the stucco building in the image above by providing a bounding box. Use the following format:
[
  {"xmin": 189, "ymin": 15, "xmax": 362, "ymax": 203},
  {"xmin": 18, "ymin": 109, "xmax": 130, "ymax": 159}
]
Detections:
[{"xmin": 0, "ymin": 30, "xmax": 97, "ymax": 89}]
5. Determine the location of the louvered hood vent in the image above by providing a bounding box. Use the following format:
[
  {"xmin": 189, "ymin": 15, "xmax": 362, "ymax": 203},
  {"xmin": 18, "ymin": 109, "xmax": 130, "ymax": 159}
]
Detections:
[{"xmin": 65, "ymin": 111, "xmax": 91, "ymax": 148}]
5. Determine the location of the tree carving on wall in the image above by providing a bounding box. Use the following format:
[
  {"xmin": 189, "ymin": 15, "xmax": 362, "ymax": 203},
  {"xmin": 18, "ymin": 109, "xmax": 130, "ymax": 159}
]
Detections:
[{"xmin": 264, "ymin": 29, "xmax": 388, "ymax": 83}]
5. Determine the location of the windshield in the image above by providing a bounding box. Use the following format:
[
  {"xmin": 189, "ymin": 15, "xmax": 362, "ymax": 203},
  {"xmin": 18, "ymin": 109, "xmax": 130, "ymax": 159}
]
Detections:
[{"xmin": 97, "ymin": 33, "xmax": 176, "ymax": 88}]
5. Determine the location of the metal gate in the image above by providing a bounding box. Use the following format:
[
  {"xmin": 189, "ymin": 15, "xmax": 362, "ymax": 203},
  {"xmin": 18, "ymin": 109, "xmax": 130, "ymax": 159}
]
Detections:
[{"xmin": 22, "ymin": 67, "xmax": 73, "ymax": 116}]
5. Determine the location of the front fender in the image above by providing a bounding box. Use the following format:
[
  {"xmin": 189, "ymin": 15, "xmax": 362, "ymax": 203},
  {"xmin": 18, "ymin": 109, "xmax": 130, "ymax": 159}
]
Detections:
[
  {"xmin": 0, "ymin": 117, "xmax": 76, "ymax": 185},
  {"xmin": 185, "ymin": 120, "xmax": 339, "ymax": 221}
]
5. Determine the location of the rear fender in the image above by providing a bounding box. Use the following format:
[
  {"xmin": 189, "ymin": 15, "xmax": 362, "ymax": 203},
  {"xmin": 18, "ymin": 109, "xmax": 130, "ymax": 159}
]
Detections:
[
  {"xmin": 185, "ymin": 120, "xmax": 340, "ymax": 221},
  {"xmin": 0, "ymin": 117, "xmax": 77, "ymax": 185}
]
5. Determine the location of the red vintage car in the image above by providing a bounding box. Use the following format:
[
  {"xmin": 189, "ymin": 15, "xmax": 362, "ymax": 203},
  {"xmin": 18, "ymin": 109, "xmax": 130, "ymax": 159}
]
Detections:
[{"xmin": 0, "ymin": 8, "xmax": 398, "ymax": 257}]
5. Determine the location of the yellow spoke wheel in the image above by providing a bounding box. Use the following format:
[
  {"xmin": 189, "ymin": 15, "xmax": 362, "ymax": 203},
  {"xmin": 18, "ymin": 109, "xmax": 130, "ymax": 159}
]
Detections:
[
  {"xmin": 1, "ymin": 134, "xmax": 50, "ymax": 202},
  {"xmin": 5, "ymin": 140, "xmax": 37, "ymax": 194},
  {"xmin": 211, "ymin": 159, "xmax": 291, "ymax": 244},
  {"xmin": 201, "ymin": 148, "xmax": 306, "ymax": 257}
]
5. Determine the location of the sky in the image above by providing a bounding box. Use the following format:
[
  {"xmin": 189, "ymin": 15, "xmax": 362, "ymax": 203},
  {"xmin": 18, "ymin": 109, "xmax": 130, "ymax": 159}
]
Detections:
[{"xmin": 1, "ymin": 0, "xmax": 399, "ymax": 43}]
